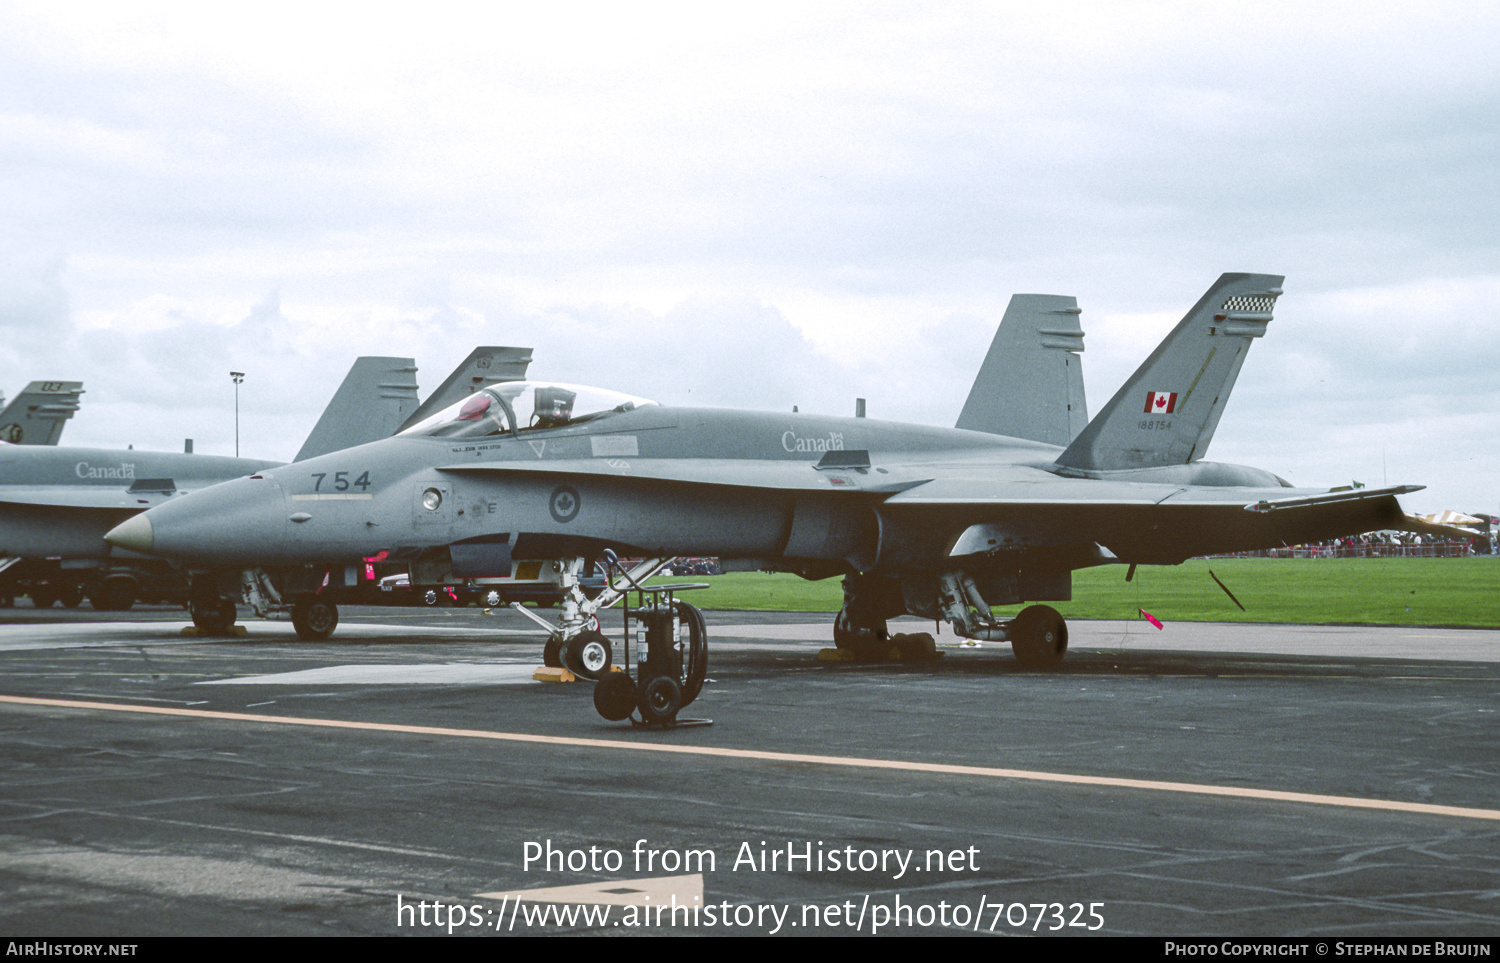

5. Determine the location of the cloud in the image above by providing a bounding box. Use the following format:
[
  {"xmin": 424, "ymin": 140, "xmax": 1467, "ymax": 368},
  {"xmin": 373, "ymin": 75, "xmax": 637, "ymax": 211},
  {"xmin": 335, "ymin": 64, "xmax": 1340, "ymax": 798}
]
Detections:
[{"xmin": 0, "ymin": 3, "xmax": 1494, "ymax": 516}]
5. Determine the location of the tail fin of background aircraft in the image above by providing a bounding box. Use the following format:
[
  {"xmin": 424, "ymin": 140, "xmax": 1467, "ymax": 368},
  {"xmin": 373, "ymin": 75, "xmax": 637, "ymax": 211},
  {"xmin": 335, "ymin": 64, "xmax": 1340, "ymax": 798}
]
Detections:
[
  {"xmin": 0, "ymin": 381, "xmax": 84, "ymax": 445},
  {"xmin": 295, "ymin": 357, "xmax": 419, "ymax": 461},
  {"xmin": 1055, "ymin": 273, "xmax": 1283, "ymax": 472},
  {"xmin": 956, "ymin": 295, "xmax": 1086, "ymax": 446},
  {"xmin": 395, "ymin": 346, "xmax": 533, "ymax": 433}
]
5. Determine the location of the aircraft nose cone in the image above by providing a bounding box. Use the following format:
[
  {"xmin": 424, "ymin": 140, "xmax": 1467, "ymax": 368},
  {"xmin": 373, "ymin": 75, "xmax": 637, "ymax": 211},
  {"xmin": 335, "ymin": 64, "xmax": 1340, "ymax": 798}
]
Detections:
[
  {"xmin": 109, "ymin": 473, "xmax": 290, "ymax": 565},
  {"xmin": 105, "ymin": 514, "xmax": 154, "ymax": 553}
]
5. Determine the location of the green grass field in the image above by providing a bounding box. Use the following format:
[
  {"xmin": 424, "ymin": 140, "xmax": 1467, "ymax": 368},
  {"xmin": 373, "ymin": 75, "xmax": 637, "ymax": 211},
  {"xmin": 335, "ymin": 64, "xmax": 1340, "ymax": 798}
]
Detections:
[{"xmin": 662, "ymin": 557, "xmax": 1500, "ymax": 628}]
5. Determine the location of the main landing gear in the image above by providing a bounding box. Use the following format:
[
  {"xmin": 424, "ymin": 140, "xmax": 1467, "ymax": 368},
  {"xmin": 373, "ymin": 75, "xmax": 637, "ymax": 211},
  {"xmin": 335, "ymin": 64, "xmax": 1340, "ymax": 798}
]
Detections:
[
  {"xmin": 835, "ymin": 571, "xmax": 1069, "ymax": 669},
  {"xmin": 1007, "ymin": 604, "xmax": 1068, "ymax": 669},
  {"xmin": 291, "ymin": 594, "xmax": 339, "ymax": 641}
]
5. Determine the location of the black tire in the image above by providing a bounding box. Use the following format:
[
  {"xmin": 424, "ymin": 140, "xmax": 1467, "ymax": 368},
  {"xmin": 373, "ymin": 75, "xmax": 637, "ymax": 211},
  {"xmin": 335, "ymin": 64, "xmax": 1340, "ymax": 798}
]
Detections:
[
  {"xmin": 59, "ymin": 583, "xmax": 85, "ymax": 608},
  {"xmin": 543, "ymin": 635, "xmax": 564, "ymax": 668},
  {"xmin": 30, "ymin": 586, "xmax": 58, "ymax": 608},
  {"xmin": 291, "ymin": 596, "xmax": 339, "ymax": 641},
  {"xmin": 638, "ymin": 675, "xmax": 683, "ymax": 725},
  {"xmin": 191, "ymin": 598, "xmax": 237, "ymax": 633},
  {"xmin": 563, "ymin": 630, "xmax": 613, "ymax": 680},
  {"xmin": 1010, "ymin": 604, "xmax": 1068, "ymax": 669},
  {"xmin": 593, "ymin": 672, "xmax": 638, "ymax": 722},
  {"xmin": 673, "ymin": 600, "xmax": 708, "ymax": 708}
]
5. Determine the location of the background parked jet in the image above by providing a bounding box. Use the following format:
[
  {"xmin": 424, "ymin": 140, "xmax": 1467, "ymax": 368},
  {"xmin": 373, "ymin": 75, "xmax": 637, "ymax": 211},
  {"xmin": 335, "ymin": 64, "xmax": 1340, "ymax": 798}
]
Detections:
[
  {"xmin": 0, "ymin": 381, "xmax": 85, "ymax": 445},
  {"xmin": 2, "ymin": 349, "xmax": 531, "ymax": 612},
  {"xmin": 109, "ymin": 275, "xmax": 1436, "ymax": 696}
]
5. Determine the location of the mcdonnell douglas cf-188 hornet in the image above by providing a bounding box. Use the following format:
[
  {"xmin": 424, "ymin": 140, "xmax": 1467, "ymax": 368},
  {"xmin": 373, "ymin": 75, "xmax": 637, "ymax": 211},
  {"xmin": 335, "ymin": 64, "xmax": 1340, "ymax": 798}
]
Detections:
[
  {"xmin": 2, "ymin": 348, "xmax": 533, "ymax": 612},
  {"xmin": 107, "ymin": 275, "xmax": 1436, "ymax": 718}
]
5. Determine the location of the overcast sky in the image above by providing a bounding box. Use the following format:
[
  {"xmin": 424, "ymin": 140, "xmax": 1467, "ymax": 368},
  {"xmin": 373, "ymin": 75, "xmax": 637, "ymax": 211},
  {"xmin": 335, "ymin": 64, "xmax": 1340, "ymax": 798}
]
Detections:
[{"xmin": 1, "ymin": 1, "xmax": 1495, "ymax": 516}]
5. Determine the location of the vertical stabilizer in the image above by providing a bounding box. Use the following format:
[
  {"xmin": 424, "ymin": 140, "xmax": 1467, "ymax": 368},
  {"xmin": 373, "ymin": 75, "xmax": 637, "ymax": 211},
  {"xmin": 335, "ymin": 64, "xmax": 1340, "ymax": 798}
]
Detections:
[
  {"xmin": 396, "ymin": 346, "xmax": 533, "ymax": 433},
  {"xmin": 956, "ymin": 295, "xmax": 1086, "ymax": 445},
  {"xmin": 1055, "ymin": 273, "xmax": 1283, "ymax": 472},
  {"xmin": 0, "ymin": 381, "xmax": 84, "ymax": 445},
  {"xmin": 295, "ymin": 357, "xmax": 419, "ymax": 461}
]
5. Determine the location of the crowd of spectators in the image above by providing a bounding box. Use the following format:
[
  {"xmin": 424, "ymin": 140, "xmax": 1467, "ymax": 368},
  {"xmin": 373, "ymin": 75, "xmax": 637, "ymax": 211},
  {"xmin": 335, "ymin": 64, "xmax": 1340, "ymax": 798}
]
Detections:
[{"xmin": 1213, "ymin": 532, "xmax": 1486, "ymax": 559}]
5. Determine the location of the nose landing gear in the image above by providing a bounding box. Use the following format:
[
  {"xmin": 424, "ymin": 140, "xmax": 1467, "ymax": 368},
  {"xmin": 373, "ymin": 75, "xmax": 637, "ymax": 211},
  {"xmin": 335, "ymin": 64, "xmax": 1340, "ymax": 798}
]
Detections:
[{"xmin": 512, "ymin": 553, "xmax": 714, "ymax": 726}]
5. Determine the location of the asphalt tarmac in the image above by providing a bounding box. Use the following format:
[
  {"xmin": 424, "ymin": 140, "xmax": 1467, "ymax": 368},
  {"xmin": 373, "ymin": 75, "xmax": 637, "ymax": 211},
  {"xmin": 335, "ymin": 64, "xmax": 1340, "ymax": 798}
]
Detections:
[{"xmin": 1, "ymin": 601, "xmax": 1497, "ymax": 937}]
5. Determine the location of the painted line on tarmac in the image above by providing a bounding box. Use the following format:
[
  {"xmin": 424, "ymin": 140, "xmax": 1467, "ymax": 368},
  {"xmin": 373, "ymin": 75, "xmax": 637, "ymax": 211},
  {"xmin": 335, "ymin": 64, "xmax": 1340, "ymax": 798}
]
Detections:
[{"xmin": 5, "ymin": 694, "xmax": 1499, "ymax": 823}]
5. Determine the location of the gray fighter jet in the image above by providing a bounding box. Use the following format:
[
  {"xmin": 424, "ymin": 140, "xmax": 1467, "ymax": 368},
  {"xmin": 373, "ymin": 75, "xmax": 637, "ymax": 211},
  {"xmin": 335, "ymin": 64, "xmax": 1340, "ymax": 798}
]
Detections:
[
  {"xmin": 107, "ymin": 275, "xmax": 1429, "ymax": 695},
  {"xmin": 0, "ymin": 381, "xmax": 85, "ymax": 445},
  {"xmin": 2, "ymin": 349, "xmax": 531, "ymax": 612}
]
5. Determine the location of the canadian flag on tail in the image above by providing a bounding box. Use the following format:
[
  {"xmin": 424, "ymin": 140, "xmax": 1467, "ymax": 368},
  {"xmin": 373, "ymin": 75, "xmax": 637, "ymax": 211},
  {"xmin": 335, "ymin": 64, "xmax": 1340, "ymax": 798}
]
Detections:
[{"xmin": 1143, "ymin": 391, "xmax": 1177, "ymax": 415}]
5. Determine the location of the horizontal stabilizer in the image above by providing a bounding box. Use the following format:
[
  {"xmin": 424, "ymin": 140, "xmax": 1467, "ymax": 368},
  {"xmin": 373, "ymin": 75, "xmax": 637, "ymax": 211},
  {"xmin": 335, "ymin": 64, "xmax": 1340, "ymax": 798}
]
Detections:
[
  {"xmin": 295, "ymin": 358, "xmax": 419, "ymax": 462},
  {"xmin": 0, "ymin": 381, "xmax": 84, "ymax": 445},
  {"xmin": 956, "ymin": 294, "xmax": 1086, "ymax": 445},
  {"xmin": 1057, "ymin": 273, "xmax": 1282, "ymax": 472},
  {"xmin": 1244, "ymin": 485, "xmax": 1422, "ymax": 513}
]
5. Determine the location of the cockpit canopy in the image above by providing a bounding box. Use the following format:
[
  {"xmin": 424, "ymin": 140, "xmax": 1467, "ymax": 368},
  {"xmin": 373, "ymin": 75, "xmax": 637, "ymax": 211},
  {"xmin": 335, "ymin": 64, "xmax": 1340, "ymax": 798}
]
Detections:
[{"xmin": 399, "ymin": 381, "xmax": 657, "ymax": 440}]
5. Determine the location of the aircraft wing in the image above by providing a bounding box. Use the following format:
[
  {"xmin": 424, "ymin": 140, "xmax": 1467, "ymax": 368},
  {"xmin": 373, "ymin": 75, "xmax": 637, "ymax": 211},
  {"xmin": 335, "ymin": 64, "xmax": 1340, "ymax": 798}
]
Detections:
[
  {"xmin": 0, "ymin": 486, "xmax": 181, "ymax": 510},
  {"xmin": 879, "ymin": 480, "xmax": 1419, "ymax": 564},
  {"xmin": 440, "ymin": 455, "xmax": 1423, "ymax": 564},
  {"xmin": 438, "ymin": 457, "xmax": 931, "ymax": 494}
]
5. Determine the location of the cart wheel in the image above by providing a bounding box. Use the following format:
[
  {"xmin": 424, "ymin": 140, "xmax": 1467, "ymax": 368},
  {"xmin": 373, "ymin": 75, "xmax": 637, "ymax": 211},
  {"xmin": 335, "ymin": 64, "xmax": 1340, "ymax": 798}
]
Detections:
[
  {"xmin": 638, "ymin": 676, "xmax": 683, "ymax": 725},
  {"xmin": 593, "ymin": 672, "xmax": 637, "ymax": 721}
]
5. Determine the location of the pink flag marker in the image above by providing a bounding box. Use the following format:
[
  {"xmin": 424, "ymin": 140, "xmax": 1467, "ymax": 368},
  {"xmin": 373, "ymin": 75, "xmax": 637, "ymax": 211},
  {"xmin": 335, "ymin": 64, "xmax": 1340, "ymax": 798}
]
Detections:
[{"xmin": 1138, "ymin": 608, "xmax": 1164, "ymax": 630}]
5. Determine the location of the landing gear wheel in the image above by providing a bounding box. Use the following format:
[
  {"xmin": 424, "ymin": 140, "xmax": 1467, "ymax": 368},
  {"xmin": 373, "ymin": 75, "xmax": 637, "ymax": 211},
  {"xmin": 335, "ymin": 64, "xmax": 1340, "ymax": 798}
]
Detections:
[
  {"xmin": 563, "ymin": 630, "xmax": 613, "ymax": 680},
  {"xmin": 638, "ymin": 676, "xmax": 683, "ymax": 725},
  {"xmin": 543, "ymin": 635, "xmax": 564, "ymax": 668},
  {"xmin": 593, "ymin": 672, "xmax": 638, "ymax": 721},
  {"xmin": 291, "ymin": 596, "xmax": 339, "ymax": 641},
  {"xmin": 1010, "ymin": 604, "xmax": 1068, "ymax": 669},
  {"xmin": 191, "ymin": 598, "xmax": 237, "ymax": 633}
]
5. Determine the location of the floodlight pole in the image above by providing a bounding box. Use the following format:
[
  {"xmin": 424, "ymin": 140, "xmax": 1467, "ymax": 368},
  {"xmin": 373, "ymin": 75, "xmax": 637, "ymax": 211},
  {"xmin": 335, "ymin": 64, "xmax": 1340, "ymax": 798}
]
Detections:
[{"xmin": 231, "ymin": 371, "xmax": 245, "ymax": 456}]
